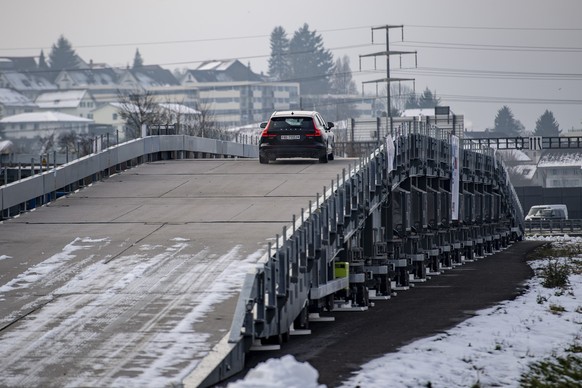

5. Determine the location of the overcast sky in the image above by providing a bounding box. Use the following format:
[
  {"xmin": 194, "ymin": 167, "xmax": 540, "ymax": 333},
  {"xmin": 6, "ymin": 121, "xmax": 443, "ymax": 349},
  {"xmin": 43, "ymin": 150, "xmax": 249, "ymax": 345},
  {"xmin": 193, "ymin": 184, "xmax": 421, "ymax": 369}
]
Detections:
[{"xmin": 1, "ymin": 0, "xmax": 581, "ymax": 131}]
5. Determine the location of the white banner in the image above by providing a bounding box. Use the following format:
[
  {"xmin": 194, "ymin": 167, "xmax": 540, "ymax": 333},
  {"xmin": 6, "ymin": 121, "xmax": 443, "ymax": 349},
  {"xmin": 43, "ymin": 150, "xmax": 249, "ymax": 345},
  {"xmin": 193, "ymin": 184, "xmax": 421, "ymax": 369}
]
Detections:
[
  {"xmin": 385, "ymin": 135, "xmax": 395, "ymax": 172},
  {"xmin": 451, "ymin": 135, "xmax": 460, "ymax": 221}
]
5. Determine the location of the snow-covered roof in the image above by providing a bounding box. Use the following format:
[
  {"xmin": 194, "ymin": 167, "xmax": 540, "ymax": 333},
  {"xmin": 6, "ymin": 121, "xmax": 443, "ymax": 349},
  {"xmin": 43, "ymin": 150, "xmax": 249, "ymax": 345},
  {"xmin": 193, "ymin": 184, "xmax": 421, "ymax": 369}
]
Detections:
[
  {"xmin": 496, "ymin": 149, "xmax": 532, "ymax": 162},
  {"xmin": 537, "ymin": 151, "xmax": 582, "ymax": 168},
  {"xmin": 57, "ymin": 68, "xmax": 120, "ymax": 87},
  {"xmin": 0, "ymin": 139, "xmax": 14, "ymax": 153},
  {"xmin": 107, "ymin": 102, "xmax": 139, "ymax": 114},
  {"xmin": 188, "ymin": 60, "xmax": 263, "ymax": 83},
  {"xmin": 158, "ymin": 103, "xmax": 200, "ymax": 115},
  {"xmin": 0, "ymin": 88, "xmax": 37, "ymax": 107},
  {"xmin": 35, "ymin": 90, "xmax": 88, "ymax": 109},
  {"xmin": 131, "ymin": 65, "xmax": 179, "ymax": 87},
  {"xmin": 507, "ymin": 164, "xmax": 537, "ymax": 180},
  {"xmin": 0, "ymin": 111, "xmax": 93, "ymax": 123},
  {"xmin": 196, "ymin": 60, "xmax": 236, "ymax": 71},
  {"xmin": 105, "ymin": 102, "xmax": 200, "ymax": 116},
  {"xmin": 1, "ymin": 71, "xmax": 55, "ymax": 91},
  {"xmin": 0, "ymin": 56, "xmax": 38, "ymax": 71}
]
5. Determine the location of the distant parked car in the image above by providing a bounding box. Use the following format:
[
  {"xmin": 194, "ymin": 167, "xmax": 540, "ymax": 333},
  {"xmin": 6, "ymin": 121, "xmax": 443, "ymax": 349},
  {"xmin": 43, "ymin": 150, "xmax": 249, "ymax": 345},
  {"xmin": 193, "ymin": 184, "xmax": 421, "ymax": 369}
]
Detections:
[
  {"xmin": 525, "ymin": 204, "xmax": 568, "ymax": 221},
  {"xmin": 258, "ymin": 110, "xmax": 335, "ymax": 164}
]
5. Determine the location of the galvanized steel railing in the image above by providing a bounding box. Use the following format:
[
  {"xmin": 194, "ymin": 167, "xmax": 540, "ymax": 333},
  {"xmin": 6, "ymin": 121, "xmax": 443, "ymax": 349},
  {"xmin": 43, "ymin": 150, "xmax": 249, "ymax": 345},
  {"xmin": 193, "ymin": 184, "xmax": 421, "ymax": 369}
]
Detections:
[
  {"xmin": 210, "ymin": 123, "xmax": 525, "ymax": 386},
  {"xmin": 0, "ymin": 135, "xmax": 258, "ymax": 219},
  {"xmin": 524, "ymin": 219, "xmax": 582, "ymax": 235}
]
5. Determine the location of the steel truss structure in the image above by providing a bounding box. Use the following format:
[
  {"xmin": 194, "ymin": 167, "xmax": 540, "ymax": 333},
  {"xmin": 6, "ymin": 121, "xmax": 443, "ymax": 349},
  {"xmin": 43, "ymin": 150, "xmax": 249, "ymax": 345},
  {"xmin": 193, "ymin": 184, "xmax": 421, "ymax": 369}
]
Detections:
[{"xmin": 204, "ymin": 122, "xmax": 524, "ymax": 386}]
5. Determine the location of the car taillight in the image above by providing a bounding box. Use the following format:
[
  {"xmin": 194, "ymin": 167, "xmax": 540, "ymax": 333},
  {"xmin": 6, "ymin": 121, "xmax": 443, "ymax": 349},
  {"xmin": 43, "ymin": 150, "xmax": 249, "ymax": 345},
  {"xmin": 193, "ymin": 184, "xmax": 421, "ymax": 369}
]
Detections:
[
  {"xmin": 306, "ymin": 121, "xmax": 322, "ymax": 137},
  {"xmin": 261, "ymin": 122, "xmax": 277, "ymax": 138}
]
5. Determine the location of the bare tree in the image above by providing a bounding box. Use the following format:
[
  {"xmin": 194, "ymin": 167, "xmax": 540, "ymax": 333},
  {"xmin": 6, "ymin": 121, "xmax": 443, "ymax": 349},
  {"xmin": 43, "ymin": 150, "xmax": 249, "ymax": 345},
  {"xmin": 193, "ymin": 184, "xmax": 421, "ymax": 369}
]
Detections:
[
  {"xmin": 38, "ymin": 133, "xmax": 55, "ymax": 154},
  {"xmin": 158, "ymin": 97, "xmax": 198, "ymax": 135},
  {"xmin": 188, "ymin": 101, "xmax": 231, "ymax": 140},
  {"xmin": 57, "ymin": 130, "xmax": 93, "ymax": 157},
  {"xmin": 116, "ymin": 89, "xmax": 162, "ymax": 139},
  {"xmin": 389, "ymin": 83, "xmax": 414, "ymax": 115}
]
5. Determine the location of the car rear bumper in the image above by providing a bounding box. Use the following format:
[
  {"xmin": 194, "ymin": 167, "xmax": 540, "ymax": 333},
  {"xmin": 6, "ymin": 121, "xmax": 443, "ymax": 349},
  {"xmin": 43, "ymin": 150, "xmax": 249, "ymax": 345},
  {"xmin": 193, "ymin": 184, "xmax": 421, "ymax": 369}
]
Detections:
[{"xmin": 259, "ymin": 143, "xmax": 326, "ymax": 159}]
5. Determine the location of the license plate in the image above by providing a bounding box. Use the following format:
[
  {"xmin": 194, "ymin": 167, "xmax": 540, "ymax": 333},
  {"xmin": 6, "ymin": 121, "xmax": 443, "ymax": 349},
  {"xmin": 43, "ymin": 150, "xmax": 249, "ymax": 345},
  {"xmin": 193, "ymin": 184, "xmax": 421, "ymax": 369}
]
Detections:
[{"xmin": 280, "ymin": 135, "xmax": 301, "ymax": 140}]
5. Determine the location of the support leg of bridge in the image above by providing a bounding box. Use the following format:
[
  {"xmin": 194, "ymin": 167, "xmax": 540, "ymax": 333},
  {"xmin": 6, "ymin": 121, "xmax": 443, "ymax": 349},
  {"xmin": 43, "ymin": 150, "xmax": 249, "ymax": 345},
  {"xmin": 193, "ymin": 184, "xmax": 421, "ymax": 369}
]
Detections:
[
  {"xmin": 249, "ymin": 340, "xmax": 281, "ymax": 352},
  {"xmin": 308, "ymin": 313, "xmax": 335, "ymax": 322}
]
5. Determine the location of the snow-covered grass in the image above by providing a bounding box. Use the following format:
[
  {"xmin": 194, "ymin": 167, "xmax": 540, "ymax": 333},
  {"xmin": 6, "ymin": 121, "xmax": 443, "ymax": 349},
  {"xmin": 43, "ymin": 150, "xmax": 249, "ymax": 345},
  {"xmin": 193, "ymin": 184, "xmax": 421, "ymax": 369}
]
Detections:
[{"xmin": 228, "ymin": 236, "xmax": 582, "ymax": 388}]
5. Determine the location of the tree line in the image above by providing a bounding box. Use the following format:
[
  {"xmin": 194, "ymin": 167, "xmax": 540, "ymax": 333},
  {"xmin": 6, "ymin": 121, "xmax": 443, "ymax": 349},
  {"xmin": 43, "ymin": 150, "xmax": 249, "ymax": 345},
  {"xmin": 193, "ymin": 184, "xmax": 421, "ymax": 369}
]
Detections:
[{"xmin": 491, "ymin": 106, "xmax": 560, "ymax": 137}]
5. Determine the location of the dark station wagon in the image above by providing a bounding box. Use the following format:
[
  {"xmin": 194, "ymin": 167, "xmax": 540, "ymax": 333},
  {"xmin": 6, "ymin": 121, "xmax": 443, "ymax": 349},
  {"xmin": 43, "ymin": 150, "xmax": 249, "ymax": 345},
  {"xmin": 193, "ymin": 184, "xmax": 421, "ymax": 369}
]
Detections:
[{"xmin": 258, "ymin": 110, "xmax": 335, "ymax": 164}]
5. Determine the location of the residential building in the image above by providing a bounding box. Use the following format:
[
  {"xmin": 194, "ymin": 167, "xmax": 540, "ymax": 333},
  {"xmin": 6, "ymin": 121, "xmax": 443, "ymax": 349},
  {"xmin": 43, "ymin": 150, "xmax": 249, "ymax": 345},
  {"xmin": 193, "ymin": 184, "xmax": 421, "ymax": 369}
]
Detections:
[
  {"xmin": 90, "ymin": 102, "xmax": 200, "ymax": 140},
  {"xmin": 506, "ymin": 164, "xmax": 541, "ymax": 186},
  {"xmin": 0, "ymin": 71, "xmax": 56, "ymax": 100},
  {"xmin": 35, "ymin": 90, "xmax": 97, "ymax": 119},
  {"xmin": 53, "ymin": 67, "xmax": 125, "ymax": 104},
  {"xmin": 537, "ymin": 151, "xmax": 582, "ymax": 188},
  {"xmin": 0, "ymin": 111, "xmax": 93, "ymax": 140},
  {"xmin": 0, "ymin": 56, "xmax": 38, "ymax": 72},
  {"xmin": 131, "ymin": 65, "xmax": 180, "ymax": 88},
  {"xmin": 90, "ymin": 103, "xmax": 128, "ymax": 139},
  {"xmin": 181, "ymin": 60, "xmax": 300, "ymax": 127},
  {"xmin": 0, "ymin": 88, "xmax": 37, "ymax": 117},
  {"xmin": 54, "ymin": 64, "xmax": 181, "ymax": 98},
  {"xmin": 2, "ymin": 56, "xmax": 302, "ymax": 133},
  {"xmin": 158, "ymin": 103, "xmax": 200, "ymax": 132}
]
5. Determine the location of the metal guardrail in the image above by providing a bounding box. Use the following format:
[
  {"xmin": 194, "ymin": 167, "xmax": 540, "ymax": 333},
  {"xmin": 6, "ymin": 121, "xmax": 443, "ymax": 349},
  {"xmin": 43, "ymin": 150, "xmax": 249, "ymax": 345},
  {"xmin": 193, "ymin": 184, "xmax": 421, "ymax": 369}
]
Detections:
[
  {"xmin": 0, "ymin": 135, "xmax": 258, "ymax": 219},
  {"xmin": 524, "ymin": 219, "xmax": 582, "ymax": 235}
]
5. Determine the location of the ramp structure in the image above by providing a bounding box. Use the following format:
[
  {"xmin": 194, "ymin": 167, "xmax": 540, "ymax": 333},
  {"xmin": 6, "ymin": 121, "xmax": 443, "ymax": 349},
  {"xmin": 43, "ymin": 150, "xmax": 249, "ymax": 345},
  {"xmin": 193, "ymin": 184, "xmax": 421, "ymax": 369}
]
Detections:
[
  {"xmin": 0, "ymin": 126, "xmax": 523, "ymax": 387},
  {"xmin": 199, "ymin": 121, "xmax": 524, "ymax": 386}
]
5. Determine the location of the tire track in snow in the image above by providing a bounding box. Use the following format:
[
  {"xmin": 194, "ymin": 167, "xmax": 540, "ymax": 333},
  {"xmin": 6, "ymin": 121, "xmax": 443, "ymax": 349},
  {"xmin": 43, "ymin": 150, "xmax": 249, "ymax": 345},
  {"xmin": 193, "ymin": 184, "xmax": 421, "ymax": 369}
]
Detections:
[{"xmin": 0, "ymin": 236, "xmax": 257, "ymax": 388}]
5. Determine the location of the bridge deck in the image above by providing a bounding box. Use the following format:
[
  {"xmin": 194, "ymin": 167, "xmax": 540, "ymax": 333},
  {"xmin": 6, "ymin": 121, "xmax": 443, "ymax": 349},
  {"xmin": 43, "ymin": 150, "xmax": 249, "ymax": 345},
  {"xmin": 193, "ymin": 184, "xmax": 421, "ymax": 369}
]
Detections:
[{"xmin": 0, "ymin": 158, "xmax": 353, "ymax": 387}]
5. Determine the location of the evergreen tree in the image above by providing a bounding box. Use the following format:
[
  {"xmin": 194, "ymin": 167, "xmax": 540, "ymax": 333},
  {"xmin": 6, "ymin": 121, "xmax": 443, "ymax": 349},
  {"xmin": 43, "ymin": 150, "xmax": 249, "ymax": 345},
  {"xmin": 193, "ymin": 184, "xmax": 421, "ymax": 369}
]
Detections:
[
  {"xmin": 418, "ymin": 88, "xmax": 441, "ymax": 108},
  {"xmin": 493, "ymin": 105, "xmax": 523, "ymax": 135},
  {"xmin": 404, "ymin": 87, "xmax": 441, "ymax": 110},
  {"xmin": 132, "ymin": 49, "xmax": 144, "ymax": 69},
  {"xmin": 48, "ymin": 35, "xmax": 79, "ymax": 78},
  {"xmin": 330, "ymin": 55, "xmax": 357, "ymax": 95},
  {"xmin": 289, "ymin": 23, "xmax": 334, "ymax": 95},
  {"xmin": 267, "ymin": 26, "xmax": 291, "ymax": 81},
  {"xmin": 38, "ymin": 50, "xmax": 49, "ymax": 71},
  {"xmin": 533, "ymin": 110, "xmax": 560, "ymax": 136}
]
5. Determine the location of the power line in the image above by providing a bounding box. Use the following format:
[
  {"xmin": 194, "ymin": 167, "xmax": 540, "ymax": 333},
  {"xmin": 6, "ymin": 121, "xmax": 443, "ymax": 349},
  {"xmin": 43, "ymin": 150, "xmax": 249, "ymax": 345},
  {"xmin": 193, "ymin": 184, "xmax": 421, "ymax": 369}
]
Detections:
[
  {"xmin": 394, "ymin": 40, "xmax": 582, "ymax": 53},
  {"xmin": 444, "ymin": 96, "xmax": 582, "ymax": 105},
  {"xmin": 4, "ymin": 23, "xmax": 577, "ymax": 53},
  {"xmin": 407, "ymin": 24, "xmax": 582, "ymax": 32},
  {"xmin": 411, "ymin": 92, "xmax": 582, "ymax": 105},
  {"xmin": 0, "ymin": 42, "xmax": 378, "ymax": 74},
  {"xmin": 392, "ymin": 67, "xmax": 582, "ymax": 81},
  {"xmin": 0, "ymin": 25, "xmax": 374, "ymax": 52}
]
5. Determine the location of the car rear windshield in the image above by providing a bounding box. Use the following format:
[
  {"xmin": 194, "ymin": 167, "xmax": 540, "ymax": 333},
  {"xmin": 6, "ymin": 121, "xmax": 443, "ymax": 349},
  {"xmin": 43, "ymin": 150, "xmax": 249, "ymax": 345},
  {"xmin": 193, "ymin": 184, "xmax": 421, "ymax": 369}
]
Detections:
[{"xmin": 268, "ymin": 117, "xmax": 315, "ymax": 133}]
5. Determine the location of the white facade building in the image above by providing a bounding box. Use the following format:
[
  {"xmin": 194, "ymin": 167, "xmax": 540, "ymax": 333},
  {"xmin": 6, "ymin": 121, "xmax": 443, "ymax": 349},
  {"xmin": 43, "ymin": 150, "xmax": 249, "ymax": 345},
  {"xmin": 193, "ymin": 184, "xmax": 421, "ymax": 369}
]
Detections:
[
  {"xmin": 0, "ymin": 111, "xmax": 93, "ymax": 140},
  {"xmin": 35, "ymin": 90, "xmax": 97, "ymax": 119}
]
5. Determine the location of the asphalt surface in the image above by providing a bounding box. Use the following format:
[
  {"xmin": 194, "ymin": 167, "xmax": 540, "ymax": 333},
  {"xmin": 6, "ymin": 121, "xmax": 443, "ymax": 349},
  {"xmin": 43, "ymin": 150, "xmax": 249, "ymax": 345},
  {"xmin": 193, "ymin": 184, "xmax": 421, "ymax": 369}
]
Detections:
[{"xmin": 226, "ymin": 240, "xmax": 546, "ymax": 387}]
